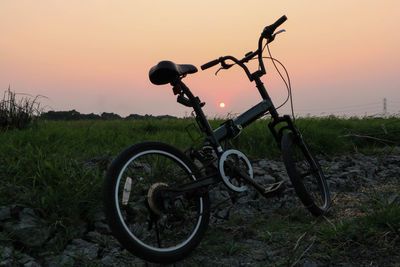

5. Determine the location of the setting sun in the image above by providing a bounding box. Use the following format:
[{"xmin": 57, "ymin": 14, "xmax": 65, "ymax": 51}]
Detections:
[{"xmin": 219, "ymin": 102, "xmax": 225, "ymax": 108}]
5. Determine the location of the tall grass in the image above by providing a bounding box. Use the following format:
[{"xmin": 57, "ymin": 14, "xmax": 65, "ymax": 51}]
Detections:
[{"xmin": 0, "ymin": 86, "xmax": 43, "ymax": 130}]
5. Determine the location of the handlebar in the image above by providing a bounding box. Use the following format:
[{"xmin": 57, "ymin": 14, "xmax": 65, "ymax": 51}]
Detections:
[{"xmin": 201, "ymin": 15, "xmax": 287, "ymax": 78}]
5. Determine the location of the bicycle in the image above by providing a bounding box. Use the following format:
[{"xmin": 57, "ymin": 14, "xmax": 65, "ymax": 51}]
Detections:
[{"xmin": 103, "ymin": 15, "xmax": 331, "ymax": 264}]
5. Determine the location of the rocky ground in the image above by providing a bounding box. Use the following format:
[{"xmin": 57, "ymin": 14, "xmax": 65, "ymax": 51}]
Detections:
[{"xmin": 1, "ymin": 148, "xmax": 399, "ymax": 266}]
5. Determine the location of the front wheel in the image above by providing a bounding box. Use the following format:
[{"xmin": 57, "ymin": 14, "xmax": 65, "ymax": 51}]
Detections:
[
  {"xmin": 281, "ymin": 132, "xmax": 331, "ymax": 216},
  {"xmin": 103, "ymin": 142, "xmax": 210, "ymax": 263}
]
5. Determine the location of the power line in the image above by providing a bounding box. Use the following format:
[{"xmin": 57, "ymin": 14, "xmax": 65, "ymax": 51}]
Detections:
[{"xmin": 296, "ymin": 104, "xmax": 381, "ymax": 113}]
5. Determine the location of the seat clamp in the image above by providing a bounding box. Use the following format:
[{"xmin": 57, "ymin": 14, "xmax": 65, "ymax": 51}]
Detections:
[{"xmin": 172, "ymin": 84, "xmax": 182, "ymax": 95}]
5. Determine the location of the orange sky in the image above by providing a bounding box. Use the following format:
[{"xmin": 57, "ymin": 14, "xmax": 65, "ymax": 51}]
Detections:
[{"xmin": 1, "ymin": 1, "xmax": 399, "ymax": 117}]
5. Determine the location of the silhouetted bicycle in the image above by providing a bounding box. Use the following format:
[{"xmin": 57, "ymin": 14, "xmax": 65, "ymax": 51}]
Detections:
[{"xmin": 103, "ymin": 15, "xmax": 331, "ymax": 264}]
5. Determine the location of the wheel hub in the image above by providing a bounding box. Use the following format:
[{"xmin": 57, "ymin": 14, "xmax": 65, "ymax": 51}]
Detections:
[{"xmin": 147, "ymin": 182, "xmax": 168, "ymax": 216}]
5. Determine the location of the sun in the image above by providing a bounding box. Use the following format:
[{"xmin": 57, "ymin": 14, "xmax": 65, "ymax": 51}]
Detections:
[{"xmin": 219, "ymin": 102, "xmax": 226, "ymax": 108}]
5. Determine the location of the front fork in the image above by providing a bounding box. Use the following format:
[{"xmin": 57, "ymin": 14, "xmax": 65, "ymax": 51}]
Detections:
[{"xmin": 268, "ymin": 115, "xmax": 300, "ymax": 148}]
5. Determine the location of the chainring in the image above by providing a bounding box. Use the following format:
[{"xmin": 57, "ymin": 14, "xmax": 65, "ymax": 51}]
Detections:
[{"xmin": 218, "ymin": 149, "xmax": 253, "ymax": 192}]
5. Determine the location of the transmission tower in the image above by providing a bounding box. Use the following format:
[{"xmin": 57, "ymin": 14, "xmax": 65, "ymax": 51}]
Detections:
[{"xmin": 383, "ymin": 98, "xmax": 387, "ymax": 117}]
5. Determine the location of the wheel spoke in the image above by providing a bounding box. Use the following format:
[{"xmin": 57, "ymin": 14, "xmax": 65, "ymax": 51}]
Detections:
[{"xmin": 155, "ymin": 220, "xmax": 162, "ymax": 248}]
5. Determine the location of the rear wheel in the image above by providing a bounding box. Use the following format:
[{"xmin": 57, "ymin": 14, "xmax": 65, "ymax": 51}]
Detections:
[
  {"xmin": 103, "ymin": 142, "xmax": 210, "ymax": 263},
  {"xmin": 281, "ymin": 132, "xmax": 331, "ymax": 216}
]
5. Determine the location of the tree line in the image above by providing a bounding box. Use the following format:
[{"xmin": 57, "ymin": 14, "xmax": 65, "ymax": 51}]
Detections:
[{"xmin": 40, "ymin": 110, "xmax": 177, "ymax": 120}]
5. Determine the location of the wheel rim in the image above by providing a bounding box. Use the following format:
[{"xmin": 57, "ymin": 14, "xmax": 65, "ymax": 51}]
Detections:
[{"xmin": 114, "ymin": 150, "xmax": 204, "ymax": 252}]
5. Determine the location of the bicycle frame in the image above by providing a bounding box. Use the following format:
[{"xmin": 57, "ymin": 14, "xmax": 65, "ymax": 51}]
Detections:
[{"xmin": 164, "ymin": 77, "xmax": 297, "ymax": 197}]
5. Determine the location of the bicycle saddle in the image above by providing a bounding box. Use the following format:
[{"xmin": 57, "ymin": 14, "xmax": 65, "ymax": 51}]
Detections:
[{"xmin": 149, "ymin": 61, "xmax": 198, "ymax": 85}]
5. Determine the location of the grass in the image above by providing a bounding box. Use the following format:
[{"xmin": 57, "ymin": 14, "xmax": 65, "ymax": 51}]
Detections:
[
  {"xmin": 0, "ymin": 117, "xmax": 399, "ymax": 261},
  {"xmin": 219, "ymin": 193, "xmax": 400, "ymax": 266},
  {"xmin": 0, "ymin": 86, "xmax": 43, "ymax": 130},
  {"xmin": 199, "ymin": 228, "xmax": 250, "ymax": 257},
  {"xmin": 312, "ymin": 197, "xmax": 400, "ymax": 264}
]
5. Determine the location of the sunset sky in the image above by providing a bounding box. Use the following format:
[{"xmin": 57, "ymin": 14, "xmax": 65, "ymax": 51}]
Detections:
[{"xmin": 1, "ymin": 1, "xmax": 399, "ymax": 117}]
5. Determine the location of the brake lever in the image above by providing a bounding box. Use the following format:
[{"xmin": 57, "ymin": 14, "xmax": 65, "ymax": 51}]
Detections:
[
  {"xmin": 267, "ymin": 29, "xmax": 286, "ymax": 44},
  {"xmin": 215, "ymin": 62, "xmax": 234, "ymax": 76},
  {"xmin": 215, "ymin": 67, "xmax": 224, "ymax": 76}
]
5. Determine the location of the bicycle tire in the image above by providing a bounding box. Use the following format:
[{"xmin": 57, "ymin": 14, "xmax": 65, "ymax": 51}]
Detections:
[
  {"xmin": 281, "ymin": 132, "xmax": 331, "ymax": 216},
  {"xmin": 103, "ymin": 142, "xmax": 210, "ymax": 263}
]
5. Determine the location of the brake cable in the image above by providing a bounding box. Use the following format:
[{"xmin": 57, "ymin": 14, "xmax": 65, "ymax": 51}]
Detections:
[
  {"xmin": 212, "ymin": 34, "xmax": 295, "ymax": 121},
  {"xmin": 264, "ymin": 42, "xmax": 295, "ymax": 122}
]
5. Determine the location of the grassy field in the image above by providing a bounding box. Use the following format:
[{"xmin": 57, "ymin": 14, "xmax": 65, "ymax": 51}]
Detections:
[{"xmin": 0, "ymin": 117, "xmax": 399, "ymax": 261}]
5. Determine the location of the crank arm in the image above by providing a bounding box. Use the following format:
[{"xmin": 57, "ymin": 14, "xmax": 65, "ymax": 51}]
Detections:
[{"xmin": 233, "ymin": 165, "xmax": 285, "ymax": 198}]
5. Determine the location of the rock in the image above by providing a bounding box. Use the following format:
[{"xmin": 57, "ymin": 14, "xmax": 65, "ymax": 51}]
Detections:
[
  {"xmin": 0, "ymin": 249, "xmax": 41, "ymax": 267},
  {"xmin": 86, "ymin": 231, "xmax": 103, "ymax": 243},
  {"xmin": 83, "ymin": 155, "xmax": 111, "ymax": 171},
  {"xmin": 16, "ymin": 254, "xmax": 41, "ymax": 267},
  {"xmin": 210, "ymin": 186, "xmax": 231, "ymax": 204},
  {"xmin": 365, "ymin": 166, "xmax": 376, "ymax": 179},
  {"xmin": 257, "ymin": 159, "xmax": 282, "ymax": 172},
  {"xmin": 101, "ymin": 255, "xmax": 115, "ymax": 266},
  {"xmin": 0, "ymin": 245, "xmax": 13, "ymax": 258},
  {"xmin": 100, "ymin": 247, "xmax": 142, "ymax": 266},
  {"xmin": 252, "ymin": 248, "xmax": 268, "ymax": 261},
  {"xmin": 45, "ymin": 254, "xmax": 75, "ymax": 267},
  {"xmin": 329, "ymin": 162, "xmax": 341, "ymax": 172},
  {"xmin": 254, "ymin": 174, "xmax": 277, "ymax": 185},
  {"xmin": 0, "ymin": 259, "xmax": 16, "ymax": 267},
  {"xmin": 277, "ymin": 172, "xmax": 291, "ymax": 183},
  {"xmin": 3, "ymin": 208, "xmax": 51, "ymax": 248},
  {"xmin": 23, "ymin": 261, "xmax": 42, "ymax": 267},
  {"xmin": 301, "ymin": 259, "xmax": 319, "ymax": 267},
  {"xmin": 253, "ymin": 166, "xmax": 265, "ymax": 176},
  {"xmin": 63, "ymin": 238, "xmax": 99, "ymax": 260},
  {"xmin": 19, "ymin": 208, "xmax": 37, "ymax": 225},
  {"xmin": 94, "ymin": 221, "xmax": 111, "ymax": 234},
  {"xmin": 0, "ymin": 206, "xmax": 11, "ymax": 220}
]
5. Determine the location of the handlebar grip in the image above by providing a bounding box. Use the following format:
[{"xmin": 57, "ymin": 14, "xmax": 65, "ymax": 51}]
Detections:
[
  {"xmin": 273, "ymin": 15, "xmax": 287, "ymax": 29},
  {"xmin": 263, "ymin": 15, "xmax": 287, "ymax": 38},
  {"xmin": 201, "ymin": 58, "xmax": 220, "ymax": 70}
]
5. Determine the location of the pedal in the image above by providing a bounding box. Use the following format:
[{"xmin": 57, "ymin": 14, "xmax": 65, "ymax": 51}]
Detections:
[{"xmin": 263, "ymin": 180, "xmax": 285, "ymax": 198}]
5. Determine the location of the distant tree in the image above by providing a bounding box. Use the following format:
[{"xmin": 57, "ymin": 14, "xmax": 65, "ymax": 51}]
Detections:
[
  {"xmin": 40, "ymin": 110, "xmax": 177, "ymax": 121},
  {"xmin": 82, "ymin": 113, "xmax": 101, "ymax": 120},
  {"xmin": 125, "ymin": 114, "xmax": 144, "ymax": 120},
  {"xmin": 41, "ymin": 110, "xmax": 82, "ymax": 120},
  {"xmin": 157, "ymin": 115, "xmax": 177, "ymax": 120},
  {"xmin": 101, "ymin": 112, "xmax": 121, "ymax": 120}
]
